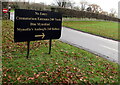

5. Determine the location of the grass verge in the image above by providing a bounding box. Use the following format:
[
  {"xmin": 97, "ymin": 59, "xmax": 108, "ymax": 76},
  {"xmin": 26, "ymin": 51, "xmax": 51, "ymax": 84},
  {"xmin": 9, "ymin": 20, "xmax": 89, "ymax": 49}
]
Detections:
[
  {"xmin": 63, "ymin": 21, "xmax": 118, "ymax": 41},
  {"xmin": 2, "ymin": 20, "xmax": 119, "ymax": 84}
]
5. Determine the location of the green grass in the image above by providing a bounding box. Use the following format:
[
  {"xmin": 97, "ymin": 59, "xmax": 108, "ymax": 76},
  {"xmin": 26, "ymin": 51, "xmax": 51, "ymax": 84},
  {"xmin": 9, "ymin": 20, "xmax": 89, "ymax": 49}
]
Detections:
[
  {"xmin": 63, "ymin": 21, "xmax": 118, "ymax": 40},
  {"xmin": 2, "ymin": 20, "xmax": 119, "ymax": 84}
]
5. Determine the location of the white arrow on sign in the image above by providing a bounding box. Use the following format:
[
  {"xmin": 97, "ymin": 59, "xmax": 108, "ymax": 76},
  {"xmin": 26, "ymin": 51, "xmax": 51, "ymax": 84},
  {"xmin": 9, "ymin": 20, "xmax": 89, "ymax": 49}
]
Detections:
[{"xmin": 35, "ymin": 33, "xmax": 45, "ymax": 39}]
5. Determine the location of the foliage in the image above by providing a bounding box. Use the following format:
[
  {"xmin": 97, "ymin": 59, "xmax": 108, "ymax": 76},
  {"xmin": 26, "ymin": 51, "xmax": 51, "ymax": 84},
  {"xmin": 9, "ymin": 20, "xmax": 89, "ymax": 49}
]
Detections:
[
  {"xmin": 11, "ymin": 3, "xmax": 20, "ymax": 9},
  {"xmin": 56, "ymin": 8, "xmax": 119, "ymax": 22},
  {"xmin": 2, "ymin": 2, "xmax": 8, "ymax": 8}
]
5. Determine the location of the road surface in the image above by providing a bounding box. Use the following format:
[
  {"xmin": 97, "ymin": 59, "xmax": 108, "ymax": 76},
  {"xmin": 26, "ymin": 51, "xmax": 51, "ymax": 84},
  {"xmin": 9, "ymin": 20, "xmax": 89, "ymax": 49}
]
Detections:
[{"xmin": 60, "ymin": 27, "xmax": 119, "ymax": 64}]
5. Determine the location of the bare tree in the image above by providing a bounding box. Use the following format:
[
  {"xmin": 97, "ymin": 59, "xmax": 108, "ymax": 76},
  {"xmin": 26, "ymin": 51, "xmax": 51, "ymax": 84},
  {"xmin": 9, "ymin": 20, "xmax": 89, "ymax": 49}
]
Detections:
[
  {"xmin": 54, "ymin": 0, "xmax": 74, "ymax": 9},
  {"xmin": 109, "ymin": 8, "xmax": 116, "ymax": 17},
  {"xmin": 54, "ymin": 0, "xmax": 67, "ymax": 8},
  {"xmin": 73, "ymin": 6, "xmax": 80, "ymax": 11},
  {"xmin": 89, "ymin": 4, "xmax": 102, "ymax": 13},
  {"xmin": 86, "ymin": 6, "xmax": 92, "ymax": 12},
  {"xmin": 66, "ymin": 1, "xmax": 75, "ymax": 9},
  {"xmin": 80, "ymin": 0, "xmax": 88, "ymax": 11},
  {"xmin": 100, "ymin": 11, "xmax": 108, "ymax": 15}
]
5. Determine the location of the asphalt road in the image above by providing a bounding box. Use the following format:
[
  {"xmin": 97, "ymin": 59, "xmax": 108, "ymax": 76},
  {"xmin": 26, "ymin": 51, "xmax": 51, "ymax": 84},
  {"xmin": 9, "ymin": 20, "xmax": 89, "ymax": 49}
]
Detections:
[{"xmin": 59, "ymin": 27, "xmax": 119, "ymax": 64}]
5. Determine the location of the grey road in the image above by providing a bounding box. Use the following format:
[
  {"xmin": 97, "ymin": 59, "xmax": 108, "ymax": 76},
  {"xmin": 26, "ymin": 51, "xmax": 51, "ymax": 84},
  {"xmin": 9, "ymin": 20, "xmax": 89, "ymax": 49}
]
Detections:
[{"xmin": 59, "ymin": 27, "xmax": 119, "ymax": 64}]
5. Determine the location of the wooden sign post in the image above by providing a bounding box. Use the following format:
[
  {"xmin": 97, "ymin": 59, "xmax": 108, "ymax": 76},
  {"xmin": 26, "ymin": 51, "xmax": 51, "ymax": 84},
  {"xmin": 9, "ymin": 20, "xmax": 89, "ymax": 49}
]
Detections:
[
  {"xmin": 49, "ymin": 39, "xmax": 52, "ymax": 54},
  {"xmin": 14, "ymin": 9, "xmax": 62, "ymax": 58},
  {"xmin": 27, "ymin": 41, "xmax": 30, "ymax": 58}
]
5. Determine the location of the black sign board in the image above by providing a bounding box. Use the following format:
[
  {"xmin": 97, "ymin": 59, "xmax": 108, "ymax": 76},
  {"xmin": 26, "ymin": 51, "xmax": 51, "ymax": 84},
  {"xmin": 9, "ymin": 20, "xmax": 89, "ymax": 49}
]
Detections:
[{"xmin": 14, "ymin": 9, "xmax": 62, "ymax": 42}]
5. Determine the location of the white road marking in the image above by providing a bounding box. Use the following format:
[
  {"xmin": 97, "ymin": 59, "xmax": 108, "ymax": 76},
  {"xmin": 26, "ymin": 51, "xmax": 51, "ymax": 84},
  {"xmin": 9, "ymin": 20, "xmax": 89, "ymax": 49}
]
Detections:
[{"xmin": 101, "ymin": 45, "xmax": 118, "ymax": 52}]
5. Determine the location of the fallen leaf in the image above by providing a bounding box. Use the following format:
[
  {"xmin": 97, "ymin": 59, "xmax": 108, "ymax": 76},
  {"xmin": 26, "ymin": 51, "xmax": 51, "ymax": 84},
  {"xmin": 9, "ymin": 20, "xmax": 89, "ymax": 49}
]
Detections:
[{"xmin": 28, "ymin": 77, "xmax": 34, "ymax": 80}]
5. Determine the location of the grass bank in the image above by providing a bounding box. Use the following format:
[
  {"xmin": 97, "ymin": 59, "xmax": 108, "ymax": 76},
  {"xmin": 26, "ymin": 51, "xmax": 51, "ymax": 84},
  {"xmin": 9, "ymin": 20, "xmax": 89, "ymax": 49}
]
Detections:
[
  {"xmin": 2, "ymin": 20, "xmax": 119, "ymax": 84},
  {"xmin": 63, "ymin": 21, "xmax": 118, "ymax": 41}
]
